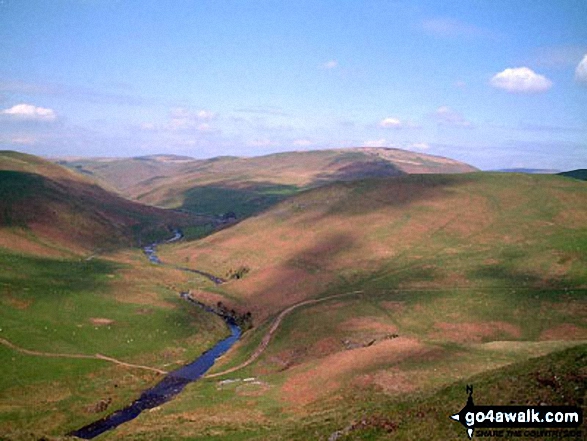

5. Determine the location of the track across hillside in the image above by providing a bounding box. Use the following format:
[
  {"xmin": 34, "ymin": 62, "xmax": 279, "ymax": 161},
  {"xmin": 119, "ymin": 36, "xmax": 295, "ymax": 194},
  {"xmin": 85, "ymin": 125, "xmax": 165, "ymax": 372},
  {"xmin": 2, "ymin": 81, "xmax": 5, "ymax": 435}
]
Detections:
[
  {"xmin": 0, "ymin": 337, "xmax": 168, "ymax": 374},
  {"xmin": 205, "ymin": 290, "xmax": 364, "ymax": 378}
]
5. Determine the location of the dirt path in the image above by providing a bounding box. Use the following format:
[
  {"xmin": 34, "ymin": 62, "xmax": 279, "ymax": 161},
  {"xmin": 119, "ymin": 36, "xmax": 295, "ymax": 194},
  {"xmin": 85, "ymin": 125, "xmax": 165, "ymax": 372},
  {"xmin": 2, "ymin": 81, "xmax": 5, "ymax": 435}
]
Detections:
[
  {"xmin": 205, "ymin": 290, "xmax": 363, "ymax": 378},
  {"xmin": 0, "ymin": 337, "xmax": 167, "ymax": 375}
]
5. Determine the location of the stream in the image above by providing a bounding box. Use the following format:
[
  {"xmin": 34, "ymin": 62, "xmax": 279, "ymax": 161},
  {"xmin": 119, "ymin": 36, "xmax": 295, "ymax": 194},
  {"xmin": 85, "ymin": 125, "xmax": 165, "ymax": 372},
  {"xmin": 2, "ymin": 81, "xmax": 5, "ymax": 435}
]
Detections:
[{"xmin": 69, "ymin": 231, "xmax": 241, "ymax": 439}]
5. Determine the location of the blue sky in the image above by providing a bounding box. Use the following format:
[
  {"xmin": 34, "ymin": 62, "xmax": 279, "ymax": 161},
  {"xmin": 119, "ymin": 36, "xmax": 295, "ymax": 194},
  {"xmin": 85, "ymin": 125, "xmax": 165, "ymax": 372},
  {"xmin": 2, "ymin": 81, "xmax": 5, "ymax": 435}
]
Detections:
[{"xmin": 0, "ymin": 0, "xmax": 586, "ymax": 170}]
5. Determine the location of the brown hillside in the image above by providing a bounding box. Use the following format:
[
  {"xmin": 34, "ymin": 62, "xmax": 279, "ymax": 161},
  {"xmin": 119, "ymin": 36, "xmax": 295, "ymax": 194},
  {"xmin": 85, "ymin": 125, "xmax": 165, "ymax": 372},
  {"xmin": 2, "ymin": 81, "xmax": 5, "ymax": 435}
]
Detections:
[
  {"xmin": 0, "ymin": 151, "xmax": 207, "ymax": 256},
  {"xmin": 57, "ymin": 148, "xmax": 476, "ymax": 216},
  {"xmin": 159, "ymin": 172, "xmax": 587, "ymax": 322}
]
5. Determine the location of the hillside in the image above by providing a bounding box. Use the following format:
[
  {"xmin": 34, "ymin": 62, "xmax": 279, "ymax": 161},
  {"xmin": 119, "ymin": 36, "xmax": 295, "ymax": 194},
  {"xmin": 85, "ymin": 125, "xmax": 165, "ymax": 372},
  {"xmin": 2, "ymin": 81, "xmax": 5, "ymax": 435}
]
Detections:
[
  {"xmin": 59, "ymin": 148, "xmax": 477, "ymax": 219},
  {"xmin": 559, "ymin": 169, "xmax": 587, "ymax": 181},
  {"xmin": 132, "ymin": 172, "xmax": 587, "ymax": 440},
  {"xmin": 160, "ymin": 172, "xmax": 587, "ymax": 319},
  {"xmin": 0, "ymin": 152, "xmax": 228, "ymax": 439},
  {"xmin": 0, "ymin": 151, "xmax": 209, "ymax": 256}
]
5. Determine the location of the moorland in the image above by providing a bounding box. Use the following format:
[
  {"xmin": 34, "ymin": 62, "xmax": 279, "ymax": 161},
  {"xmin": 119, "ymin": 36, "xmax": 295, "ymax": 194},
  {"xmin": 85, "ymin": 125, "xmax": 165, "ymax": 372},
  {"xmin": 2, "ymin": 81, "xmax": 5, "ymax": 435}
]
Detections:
[{"xmin": 0, "ymin": 148, "xmax": 585, "ymax": 440}]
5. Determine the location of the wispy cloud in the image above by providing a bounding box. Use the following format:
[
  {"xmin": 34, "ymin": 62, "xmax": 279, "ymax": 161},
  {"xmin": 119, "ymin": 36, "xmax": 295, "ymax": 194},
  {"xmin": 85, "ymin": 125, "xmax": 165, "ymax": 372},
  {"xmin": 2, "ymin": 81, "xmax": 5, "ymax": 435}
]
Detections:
[
  {"xmin": 420, "ymin": 17, "xmax": 493, "ymax": 39},
  {"xmin": 528, "ymin": 46, "xmax": 587, "ymax": 68},
  {"xmin": 322, "ymin": 60, "xmax": 338, "ymax": 69},
  {"xmin": 363, "ymin": 138, "xmax": 391, "ymax": 148},
  {"xmin": 0, "ymin": 78, "xmax": 170, "ymax": 107},
  {"xmin": 575, "ymin": 55, "xmax": 587, "ymax": 84},
  {"xmin": 293, "ymin": 139, "xmax": 313, "ymax": 147},
  {"xmin": 435, "ymin": 106, "xmax": 472, "ymax": 128},
  {"xmin": 9, "ymin": 136, "xmax": 39, "ymax": 145},
  {"xmin": 409, "ymin": 142, "xmax": 430, "ymax": 150},
  {"xmin": 1, "ymin": 103, "xmax": 57, "ymax": 121},
  {"xmin": 247, "ymin": 138, "xmax": 278, "ymax": 148},
  {"xmin": 234, "ymin": 105, "xmax": 289, "ymax": 116},
  {"xmin": 378, "ymin": 117, "xmax": 419, "ymax": 130},
  {"xmin": 490, "ymin": 67, "xmax": 552, "ymax": 93},
  {"xmin": 379, "ymin": 117, "xmax": 403, "ymax": 129},
  {"xmin": 141, "ymin": 108, "xmax": 218, "ymax": 132}
]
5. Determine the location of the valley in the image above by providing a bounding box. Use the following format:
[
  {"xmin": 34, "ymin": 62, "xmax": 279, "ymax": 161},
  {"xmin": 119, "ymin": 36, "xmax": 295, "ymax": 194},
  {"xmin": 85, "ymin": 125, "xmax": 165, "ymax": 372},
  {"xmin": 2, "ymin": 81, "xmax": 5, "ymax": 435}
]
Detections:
[{"xmin": 0, "ymin": 149, "xmax": 585, "ymax": 440}]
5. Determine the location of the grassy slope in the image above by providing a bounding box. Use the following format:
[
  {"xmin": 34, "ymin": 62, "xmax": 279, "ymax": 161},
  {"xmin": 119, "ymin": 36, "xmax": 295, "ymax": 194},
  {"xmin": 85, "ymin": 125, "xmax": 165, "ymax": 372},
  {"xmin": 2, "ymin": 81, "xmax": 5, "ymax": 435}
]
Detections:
[
  {"xmin": 0, "ymin": 248, "xmax": 230, "ymax": 439},
  {"xmin": 559, "ymin": 169, "xmax": 587, "ymax": 181},
  {"xmin": 60, "ymin": 148, "xmax": 476, "ymax": 219},
  {"xmin": 122, "ymin": 172, "xmax": 587, "ymax": 440},
  {"xmin": 0, "ymin": 152, "xmax": 227, "ymax": 438}
]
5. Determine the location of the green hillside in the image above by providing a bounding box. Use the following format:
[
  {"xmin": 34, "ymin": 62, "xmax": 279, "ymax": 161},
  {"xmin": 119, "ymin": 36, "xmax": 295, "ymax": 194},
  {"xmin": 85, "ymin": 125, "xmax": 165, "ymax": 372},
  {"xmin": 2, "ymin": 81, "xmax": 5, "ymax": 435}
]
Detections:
[
  {"xmin": 131, "ymin": 172, "xmax": 587, "ymax": 440},
  {"xmin": 0, "ymin": 152, "xmax": 227, "ymax": 439},
  {"xmin": 559, "ymin": 169, "xmax": 587, "ymax": 181}
]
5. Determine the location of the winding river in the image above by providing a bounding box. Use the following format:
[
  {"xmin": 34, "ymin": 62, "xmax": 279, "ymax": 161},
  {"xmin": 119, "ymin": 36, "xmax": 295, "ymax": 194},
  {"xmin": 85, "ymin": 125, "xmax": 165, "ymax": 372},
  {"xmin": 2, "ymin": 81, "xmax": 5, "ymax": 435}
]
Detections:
[{"xmin": 69, "ymin": 232, "xmax": 240, "ymax": 439}]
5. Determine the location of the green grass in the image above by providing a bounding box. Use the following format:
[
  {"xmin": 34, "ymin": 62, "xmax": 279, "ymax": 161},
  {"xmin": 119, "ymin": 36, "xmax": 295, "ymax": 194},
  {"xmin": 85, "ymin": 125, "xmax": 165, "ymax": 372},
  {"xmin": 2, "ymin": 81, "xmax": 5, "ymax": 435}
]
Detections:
[
  {"xmin": 3, "ymin": 171, "xmax": 587, "ymax": 439},
  {"xmin": 0, "ymin": 249, "xmax": 229, "ymax": 438},
  {"xmin": 180, "ymin": 184, "xmax": 299, "ymax": 218},
  {"xmin": 182, "ymin": 223, "xmax": 217, "ymax": 240}
]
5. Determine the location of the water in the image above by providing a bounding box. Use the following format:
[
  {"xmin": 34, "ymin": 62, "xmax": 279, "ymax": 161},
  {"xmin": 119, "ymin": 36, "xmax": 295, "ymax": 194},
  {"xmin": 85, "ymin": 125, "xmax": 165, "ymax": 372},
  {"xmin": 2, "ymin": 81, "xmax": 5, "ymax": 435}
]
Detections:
[
  {"xmin": 69, "ymin": 318, "xmax": 241, "ymax": 439},
  {"xmin": 70, "ymin": 230, "xmax": 240, "ymax": 438}
]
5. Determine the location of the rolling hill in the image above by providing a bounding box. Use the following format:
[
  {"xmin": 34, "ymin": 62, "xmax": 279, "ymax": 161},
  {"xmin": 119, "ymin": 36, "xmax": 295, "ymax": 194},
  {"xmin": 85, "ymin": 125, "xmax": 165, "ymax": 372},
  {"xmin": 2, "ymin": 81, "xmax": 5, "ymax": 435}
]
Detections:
[
  {"xmin": 3, "ymin": 150, "xmax": 585, "ymax": 440},
  {"xmin": 137, "ymin": 172, "xmax": 587, "ymax": 440},
  {"xmin": 0, "ymin": 152, "xmax": 228, "ymax": 439},
  {"xmin": 0, "ymin": 150, "xmax": 209, "ymax": 256},
  {"xmin": 559, "ymin": 169, "xmax": 587, "ymax": 181},
  {"xmin": 58, "ymin": 148, "xmax": 477, "ymax": 219}
]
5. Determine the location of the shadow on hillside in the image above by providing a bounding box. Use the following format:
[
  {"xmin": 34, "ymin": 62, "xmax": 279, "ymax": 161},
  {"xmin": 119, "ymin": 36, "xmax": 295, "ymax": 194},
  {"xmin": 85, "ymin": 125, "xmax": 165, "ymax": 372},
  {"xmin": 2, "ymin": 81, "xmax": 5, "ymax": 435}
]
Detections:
[
  {"xmin": 179, "ymin": 181, "xmax": 299, "ymax": 218},
  {"xmin": 310, "ymin": 159, "xmax": 404, "ymax": 187},
  {"xmin": 0, "ymin": 170, "xmax": 207, "ymax": 250},
  {"xmin": 295, "ymin": 173, "xmax": 477, "ymax": 225},
  {"xmin": 229, "ymin": 232, "xmax": 360, "ymax": 320},
  {"xmin": 285, "ymin": 231, "xmax": 356, "ymax": 272},
  {"xmin": 0, "ymin": 252, "xmax": 118, "ymax": 300},
  {"xmin": 470, "ymin": 261, "xmax": 577, "ymax": 290}
]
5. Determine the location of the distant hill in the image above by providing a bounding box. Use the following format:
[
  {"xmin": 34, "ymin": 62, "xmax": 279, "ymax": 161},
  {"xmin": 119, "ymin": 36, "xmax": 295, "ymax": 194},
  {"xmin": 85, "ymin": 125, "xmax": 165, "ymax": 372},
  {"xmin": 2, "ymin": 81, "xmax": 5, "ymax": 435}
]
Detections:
[
  {"xmin": 0, "ymin": 151, "xmax": 206, "ymax": 255},
  {"xmin": 558, "ymin": 169, "xmax": 587, "ymax": 181},
  {"xmin": 494, "ymin": 168, "xmax": 560, "ymax": 174},
  {"xmin": 58, "ymin": 147, "xmax": 477, "ymax": 218}
]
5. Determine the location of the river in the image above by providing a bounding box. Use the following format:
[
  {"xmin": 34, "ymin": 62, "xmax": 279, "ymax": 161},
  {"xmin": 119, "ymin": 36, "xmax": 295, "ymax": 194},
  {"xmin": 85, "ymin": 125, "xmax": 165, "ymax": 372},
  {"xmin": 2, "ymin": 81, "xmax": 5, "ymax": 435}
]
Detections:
[{"xmin": 69, "ymin": 231, "xmax": 240, "ymax": 439}]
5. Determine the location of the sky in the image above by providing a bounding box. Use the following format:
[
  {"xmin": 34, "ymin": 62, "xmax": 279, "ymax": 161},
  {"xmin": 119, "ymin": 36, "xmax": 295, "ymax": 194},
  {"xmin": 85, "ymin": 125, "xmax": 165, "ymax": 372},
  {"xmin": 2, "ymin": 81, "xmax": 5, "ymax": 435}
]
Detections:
[{"xmin": 0, "ymin": 0, "xmax": 586, "ymax": 170}]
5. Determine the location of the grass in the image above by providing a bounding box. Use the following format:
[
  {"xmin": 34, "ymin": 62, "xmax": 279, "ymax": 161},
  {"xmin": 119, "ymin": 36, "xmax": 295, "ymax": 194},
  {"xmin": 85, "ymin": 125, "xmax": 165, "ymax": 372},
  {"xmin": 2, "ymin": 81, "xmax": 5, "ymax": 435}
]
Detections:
[
  {"xmin": 0, "ymin": 248, "xmax": 229, "ymax": 439},
  {"xmin": 122, "ymin": 172, "xmax": 587, "ymax": 439},
  {"xmin": 179, "ymin": 184, "xmax": 299, "ymax": 218},
  {"xmin": 2, "ymin": 166, "xmax": 587, "ymax": 439}
]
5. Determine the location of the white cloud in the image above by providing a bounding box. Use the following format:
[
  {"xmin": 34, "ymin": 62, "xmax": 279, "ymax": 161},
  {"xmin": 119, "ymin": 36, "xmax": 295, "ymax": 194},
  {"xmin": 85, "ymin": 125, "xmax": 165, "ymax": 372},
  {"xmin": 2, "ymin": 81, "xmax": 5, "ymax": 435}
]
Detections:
[
  {"xmin": 322, "ymin": 60, "xmax": 338, "ymax": 69},
  {"xmin": 293, "ymin": 139, "xmax": 313, "ymax": 147},
  {"xmin": 435, "ymin": 106, "xmax": 472, "ymax": 128},
  {"xmin": 196, "ymin": 110, "xmax": 216, "ymax": 120},
  {"xmin": 489, "ymin": 67, "xmax": 552, "ymax": 93},
  {"xmin": 575, "ymin": 55, "xmax": 587, "ymax": 83},
  {"xmin": 363, "ymin": 138, "xmax": 390, "ymax": 148},
  {"xmin": 409, "ymin": 142, "xmax": 430, "ymax": 150},
  {"xmin": 379, "ymin": 117, "xmax": 403, "ymax": 129},
  {"xmin": 1, "ymin": 103, "xmax": 57, "ymax": 121}
]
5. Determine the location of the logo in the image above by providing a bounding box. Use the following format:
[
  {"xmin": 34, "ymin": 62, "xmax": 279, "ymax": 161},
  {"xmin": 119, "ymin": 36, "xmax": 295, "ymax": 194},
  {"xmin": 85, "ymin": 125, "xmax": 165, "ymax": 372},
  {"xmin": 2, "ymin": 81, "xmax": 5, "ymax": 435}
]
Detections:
[{"xmin": 450, "ymin": 385, "xmax": 583, "ymax": 439}]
